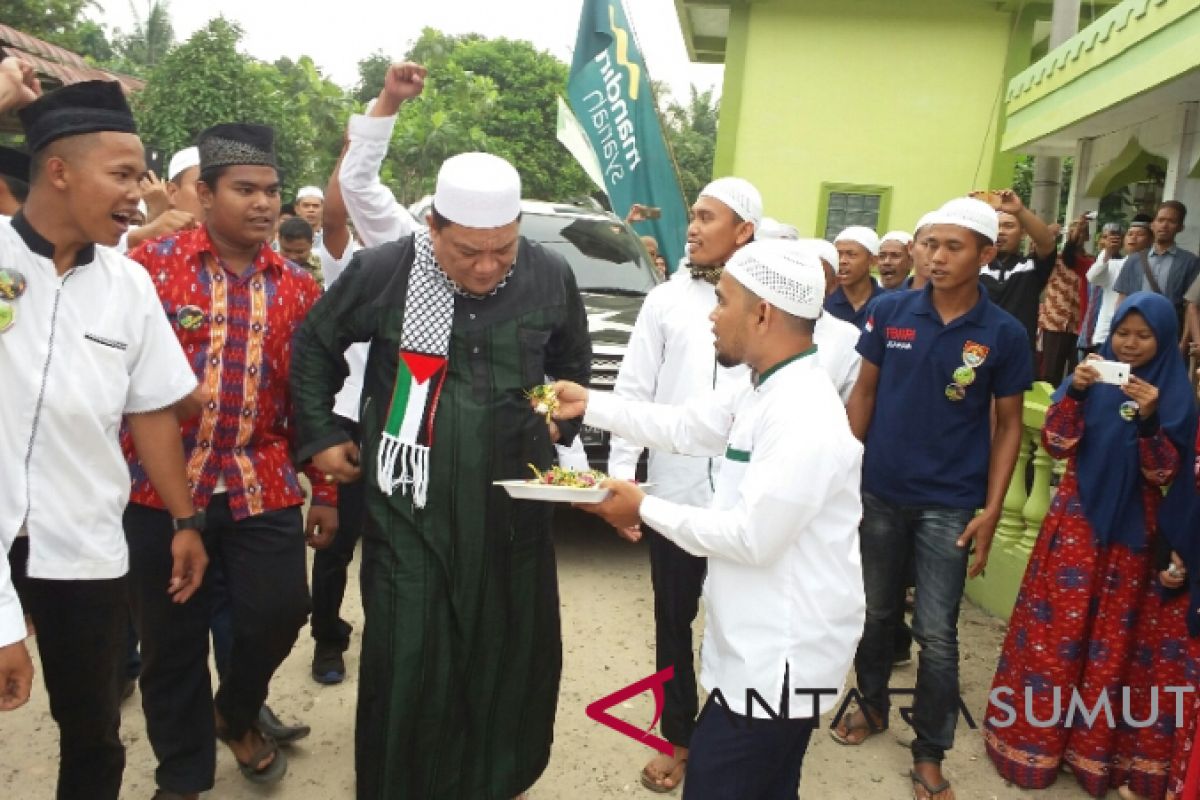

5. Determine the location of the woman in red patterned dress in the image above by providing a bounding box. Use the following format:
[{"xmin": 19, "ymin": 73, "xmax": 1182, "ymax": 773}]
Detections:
[
  {"xmin": 984, "ymin": 292, "xmax": 1198, "ymax": 798},
  {"xmin": 1164, "ymin": 421, "xmax": 1200, "ymax": 800}
]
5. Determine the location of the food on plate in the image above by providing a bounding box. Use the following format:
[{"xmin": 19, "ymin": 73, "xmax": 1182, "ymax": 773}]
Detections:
[{"xmin": 527, "ymin": 463, "xmax": 606, "ymax": 489}]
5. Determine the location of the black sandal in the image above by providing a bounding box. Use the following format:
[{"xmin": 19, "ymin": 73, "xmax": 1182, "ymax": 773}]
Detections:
[
  {"xmin": 910, "ymin": 767, "xmax": 952, "ymax": 799},
  {"xmin": 215, "ymin": 718, "xmax": 288, "ymax": 784}
]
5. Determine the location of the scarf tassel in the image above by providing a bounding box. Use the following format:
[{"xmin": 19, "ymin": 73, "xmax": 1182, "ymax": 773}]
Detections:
[{"xmin": 376, "ymin": 433, "xmax": 431, "ymax": 508}]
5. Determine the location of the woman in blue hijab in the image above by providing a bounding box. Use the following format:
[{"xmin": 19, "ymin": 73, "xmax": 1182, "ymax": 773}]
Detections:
[{"xmin": 985, "ymin": 293, "xmax": 1198, "ymax": 799}]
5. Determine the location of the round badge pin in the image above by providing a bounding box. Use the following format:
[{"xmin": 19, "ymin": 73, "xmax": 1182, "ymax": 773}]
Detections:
[
  {"xmin": 177, "ymin": 305, "xmax": 205, "ymax": 331},
  {"xmin": 0, "ymin": 300, "xmax": 15, "ymax": 333},
  {"xmin": 945, "ymin": 384, "xmax": 966, "ymax": 402},
  {"xmin": 953, "ymin": 365, "xmax": 976, "ymax": 387},
  {"xmin": 1119, "ymin": 401, "xmax": 1139, "ymax": 422},
  {"xmin": 0, "ymin": 268, "xmax": 27, "ymax": 301}
]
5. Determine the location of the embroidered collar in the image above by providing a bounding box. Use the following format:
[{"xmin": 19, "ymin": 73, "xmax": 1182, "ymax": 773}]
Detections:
[{"xmin": 11, "ymin": 210, "xmax": 95, "ymax": 267}]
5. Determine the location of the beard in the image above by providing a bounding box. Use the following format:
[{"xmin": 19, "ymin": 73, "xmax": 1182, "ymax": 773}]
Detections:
[{"xmin": 716, "ymin": 349, "xmax": 741, "ymax": 369}]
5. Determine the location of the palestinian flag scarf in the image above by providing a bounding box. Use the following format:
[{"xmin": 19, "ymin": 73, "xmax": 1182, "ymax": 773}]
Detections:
[{"xmin": 378, "ymin": 230, "xmax": 453, "ymax": 507}]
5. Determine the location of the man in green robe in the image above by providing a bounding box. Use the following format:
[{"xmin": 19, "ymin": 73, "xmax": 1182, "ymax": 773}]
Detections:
[{"xmin": 291, "ymin": 150, "xmax": 591, "ymax": 800}]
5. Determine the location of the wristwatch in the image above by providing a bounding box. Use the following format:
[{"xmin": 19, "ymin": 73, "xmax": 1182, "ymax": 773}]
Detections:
[{"xmin": 172, "ymin": 510, "xmax": 206, "ymax": 534}]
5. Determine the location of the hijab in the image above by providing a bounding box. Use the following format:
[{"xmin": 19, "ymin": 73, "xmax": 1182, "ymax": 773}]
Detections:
[{"xmin": 1052, "ymin": 292, "xmax": 1197, "ymax": 550}]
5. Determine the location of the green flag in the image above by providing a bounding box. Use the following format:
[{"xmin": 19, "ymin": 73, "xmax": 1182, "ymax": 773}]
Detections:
[{"xmin": 569, "ymin": 0, "xmax": 689, "ymax": 273}]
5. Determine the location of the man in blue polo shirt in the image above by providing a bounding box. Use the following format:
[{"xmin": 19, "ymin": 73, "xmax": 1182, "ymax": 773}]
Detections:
[
  {"xmin": 825, "ymin": 225, "xmax": 884, "ymax": 330},
  {"xmin": 835, "ymin": 196, "xmax": 1031, "ymax": 800}
]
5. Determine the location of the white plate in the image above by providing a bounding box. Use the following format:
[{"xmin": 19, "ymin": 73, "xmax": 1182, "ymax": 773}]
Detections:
[{"xmin": 493, "ymin": 480, "xmax": 610, "ymax": 504}]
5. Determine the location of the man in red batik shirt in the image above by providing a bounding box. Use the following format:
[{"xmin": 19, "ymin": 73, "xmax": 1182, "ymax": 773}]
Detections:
[{"xmin": 123, "ymin": 123, "xmax": 337, "ymax": 797}]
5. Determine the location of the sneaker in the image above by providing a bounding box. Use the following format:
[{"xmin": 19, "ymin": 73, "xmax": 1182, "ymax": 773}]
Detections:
[{"xmin": 311, "ymin": 641, "xmax": 346, "ymax": 685}]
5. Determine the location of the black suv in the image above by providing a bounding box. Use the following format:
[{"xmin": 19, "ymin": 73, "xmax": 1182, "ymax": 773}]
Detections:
[{"xmin": 519, "ymin": 202, "xmax": 660, "ymax": 468}]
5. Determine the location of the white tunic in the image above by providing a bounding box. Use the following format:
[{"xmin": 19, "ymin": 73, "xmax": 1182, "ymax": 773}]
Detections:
[
  {"xmin": 608, "ymin": 275, "xmax": 861, "ymax": 505},
  {"xmin": 319, "ymin": 242, "xmax": 369, "ymax": 422},
  {"xmin": 586, "ymin": 353, "xmax": 865, "ymax": 718},
  {"xmin": 0, "ymin": 217, "xmax": 196, "ymax": 647},
  {"xmin": 814, "ymin": 312, "xmax": 862, "ymax": 404},
  {"xmin": 339, "ymin": 112, "xmax": 419, "ymax": 249},
  {"xmin": 607, "ymin": 273, "xmax": 747, "ymax": 506},
  {"xmin": 1086, "ymin": 250, "xmax": 1126, "ymax": 346}
]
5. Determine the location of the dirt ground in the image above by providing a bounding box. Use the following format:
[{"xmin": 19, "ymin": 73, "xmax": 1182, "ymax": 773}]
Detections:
[{"xmin": 5, "ymin": 509, "xmax": 1100, "ymax": 799}]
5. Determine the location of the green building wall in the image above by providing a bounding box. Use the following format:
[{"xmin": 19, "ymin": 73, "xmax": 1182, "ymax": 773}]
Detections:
[{"xmin": 712, "ymin": 0, "xmax": 1037, "ymax": 236}]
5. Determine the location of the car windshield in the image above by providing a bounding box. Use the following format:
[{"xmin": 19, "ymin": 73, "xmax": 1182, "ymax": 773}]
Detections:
[{"xmin": 520, "ymin": 213, "xmax": 658, "ymax": 294}]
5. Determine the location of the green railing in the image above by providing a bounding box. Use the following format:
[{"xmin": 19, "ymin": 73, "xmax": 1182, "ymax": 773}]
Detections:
[{"xmin": 964, "ymin": 382, "xmax": 1058, "ymax": 619}]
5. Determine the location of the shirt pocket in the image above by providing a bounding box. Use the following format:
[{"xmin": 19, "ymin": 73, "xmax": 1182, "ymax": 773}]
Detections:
[
  {"xmin": 81, "ymin": 331, "xmax": 132, "ymax": 427},
  {"xmin": 517, "ymin": 326, "xmax": 552, "ymax": 386},
  {"xmin": 714, "ymin": 444, "xmax": 751, "ymax": 509}
]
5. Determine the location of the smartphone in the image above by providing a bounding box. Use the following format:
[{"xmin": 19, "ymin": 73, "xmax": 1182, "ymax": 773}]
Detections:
[
  {"xmin": 1092, "ymin": 359, "xmax": 1130, "ymax": 386},
  {"xmin": 643, "ymin": 206, "xmax": 662, "ymax": 220},
  {"xmin": 143, "ymin": 145, "xmax": 165, "ymax": 178}
]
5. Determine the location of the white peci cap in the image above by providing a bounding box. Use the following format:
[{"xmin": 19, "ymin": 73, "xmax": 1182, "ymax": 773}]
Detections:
[
  {"xmin": 880, "ymin": 230, "xmax": 913, "ymax": 246},
  {"xmin": 927, "ymin": 197, "xmax": 1000, "ymax": 243},
  {"xmin": 167, "ymin": 146, "xmax": 199, "ymax": 182},
  {"xmin": 724, "ymin": 240, "xmax": 825, "ymax": 319},
  {"xmin": 834, "ymin": 226, "xmax": 881, "ymax": 257},
  {"xmin": 699, "ymin": 176, "xmax": 763, "ymax": 230},
  {"xmin": 433, "ymin": 152, "xmax": 522, "ymax": 228}
]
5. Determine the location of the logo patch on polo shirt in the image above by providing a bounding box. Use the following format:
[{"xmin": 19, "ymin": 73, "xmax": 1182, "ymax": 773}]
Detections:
[
  {"xmin": 885, "ymin": 326, "xmax": 916, "ymax": 350},
  {"xmin": 963, "ymin": 341, "xmax": 989, "ymax": 368}
]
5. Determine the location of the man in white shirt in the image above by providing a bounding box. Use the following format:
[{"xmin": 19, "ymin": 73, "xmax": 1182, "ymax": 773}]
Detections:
[
  {"xmin": 608, "ymin": 176, "xmax": 759, "ymax": 792},
  {"xmin": 552, "ymin": 241, "xmax": 865, "ymax": 800},
  {"xmin": 294, "ymin": 185, "xmax": 325, "ymax": 249},
  {"xmin": 0, "ymin": 79, "xmax": 204, "ymax": 800},
  {"xmin": 1080, "ymin": 217, "xmax": 1150, "ymax": 354}
]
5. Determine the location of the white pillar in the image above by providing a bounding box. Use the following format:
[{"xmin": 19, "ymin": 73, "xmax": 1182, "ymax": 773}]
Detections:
[{"xmin": 1029, "ymin": 0, "xmax": 1082, "ymax": 224}]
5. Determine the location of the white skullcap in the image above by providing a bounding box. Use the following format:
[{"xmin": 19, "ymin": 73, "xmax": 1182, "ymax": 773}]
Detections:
[
  {"xmin": 296, "ymin": 186, "xmax": 324, "ymax": 202},
  {"xmin": 434, "ymin": 152, "xmax": 522, "ymax": 228},
  {"xmin": 757, "ymin": 217, "xmax": 800, "ymax": 241},
  {"xmin": 880, "ymin": 230, "xmax": 913, "ymax": 246},
  {"xmin": 699, "ymin": 176, "xmax": 763, "ymax": 230},
  {"xmin": 914, "ymin": 211, "xmax": 938, "ymax": 234},
  {"xmin": 725, "ymin": 241, "xmax": 825, "ymax": 319},
  {"xmin": 927, "ymin": 197, "xmax": 999, "ymax": 243},
  {"xmin": 806, "ymin": 238, "xmax": 840, "ymax": 272},
  {"xmin": 167, "ymin": 146, "xmax": 199, "ymax": 182},
  {"xmin": 834, "ymin": 225, "xmax": 881, "ymax": 257}
]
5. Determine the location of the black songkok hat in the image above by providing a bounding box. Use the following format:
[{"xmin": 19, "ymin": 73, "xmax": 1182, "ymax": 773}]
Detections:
[
  {"xmin": 0, "ymin": 146, "xmax": 30, "ymax": 183},
  {"xmin": 18, "ymin": 80, "xmax": 137, "ymax": 153},
  {"xmin": 197, "ymin": 123, "xmax": 278, "ymax": 172}
]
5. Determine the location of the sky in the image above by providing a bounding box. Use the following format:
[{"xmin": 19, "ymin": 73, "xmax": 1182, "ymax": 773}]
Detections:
[{"xmin": 89, "ymin": 0, "xmax": 725, "ymax": 102}]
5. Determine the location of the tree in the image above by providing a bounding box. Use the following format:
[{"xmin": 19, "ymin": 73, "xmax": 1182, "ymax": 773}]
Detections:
[
  {"xmin": 387, "ymin": 28, "xmax": 592, "ymax": 202},
  {"xmin": 354, "ymin": 51, "xmax": 391, "ymax": 105},
  {"xmin": 112, "ymin": 0, "xmax": 176, "ymax": 75},
  {"xmin": 133, "ymin": 18, "xmax": 341, "ymax": 194},
  {"xmin": 661, "ymin": 85, "xmax": 719, "ymax": 203},
  {"xmin": 271, "ymin": 55, "xmax": 354, "ymax": 191},
  {"xmin": 4, "ymin": 0, "xmax": 99, "ymax": 52}
]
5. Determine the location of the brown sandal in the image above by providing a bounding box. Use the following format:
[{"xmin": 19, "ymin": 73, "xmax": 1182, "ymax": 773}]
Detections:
[{"xmin": 830, "ymin": 705, "xmax": 886, "ymax": 745}]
